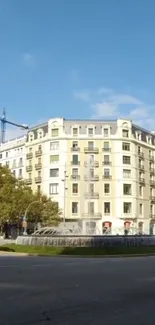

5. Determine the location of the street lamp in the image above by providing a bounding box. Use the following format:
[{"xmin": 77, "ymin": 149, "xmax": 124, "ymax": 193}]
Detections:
[{"xmin": 23, "ymin": 200, "xmax": 40, "ymax": 235}]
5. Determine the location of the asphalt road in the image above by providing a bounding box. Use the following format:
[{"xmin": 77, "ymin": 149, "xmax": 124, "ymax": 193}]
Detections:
[{"xmin": 0, "ymin": 256, "xmax": 155, "ymax": 325}]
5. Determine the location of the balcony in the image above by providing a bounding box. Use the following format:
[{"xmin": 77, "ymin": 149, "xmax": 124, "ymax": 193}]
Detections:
[
  {"xmin": 25, "ymin": 178, "xmax": 32, "ymax": 185},
  {"xmin": 149, "ymin": 155, "xmax": 154, "ymax": 162},
  {"xmin": 35, "ymin": 176, "xmax": 42, "ymax": 183},
  {"xmin": 26, "ymin": 165, "xmax": 32, "ymax": 172},
  {"xmin": 138, "ymin": 152, "xmax": 144, "ymax": 159},
  {"xmin": 84, "ymin": 192, "xmax": 99, "ymax": 199},
  {"xmin": 102, "ymin": 147, "xmax": 111, "ymax": 152},
  {"xmin": 84, "ymin": 175, "xmax": 99, "ymax": 181},
  {"xmin": 150, "ymin": 214, "xmax": 155, "ymax": 219},
  {"xmin": 138, "ymin": 164, "xmax": 144, "ymax": 171},
  {"xmin": 102, "ymin": 175, "xmax": 112, "ymax": 180},
  {"xmin": 150, "ymin": 167, "xmax": 155, "ymax": 174},
  {"xmin": 150, "ymin": 180, "xmax": 155, "ymax": 187},
  {"xmin": 139, "ymin": 177, "xmax": 145, "ymax": 184},
  {"xmin": 84, "ymin": 147, "xmax": 99, "ymax": 154},
  {"xmin": 84, "ymin": 161, "xmax": 99, "ymax": 167},
  {"xmin": 35, "ymin": 163, "xmax": 42, "ymax": 170},
  {"xmin": 102, "ymin": 161, "xmax": 111, "ymax": 166},
  {"xmin": 150, "ymin": 196, "xmax": 155, "ymax": 202},
  {"xmin": 71, "ymin": 147, "xmax": 80, "ymax": 152},
  {"xmin": 82, "ymin": 213, "xmax": 102, "ymax": 219},
  {"xmin": 71, "ymin": 175, "xmax": 80, "ymax": 180},
  {"xmin": 26, "ymin": 153, "xmax": 33, "ymax": 159},
  {"xmin": 71, "ymin": 161, "xmax": 80, "ymax": 165},
  {"xmin": 35, "ymin": 150, "xmax": 42, "ymax": 157}
]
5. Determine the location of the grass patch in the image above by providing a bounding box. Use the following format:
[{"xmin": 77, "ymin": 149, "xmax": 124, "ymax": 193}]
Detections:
[{"xmin": 1, "ymin": 244, "xmax": 155, "ymax": 256}]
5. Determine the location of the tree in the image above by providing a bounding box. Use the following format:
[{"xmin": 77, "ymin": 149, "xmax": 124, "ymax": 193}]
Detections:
[{"xmin": 0, "ymin": 166, "xmax": 62, "ymax": 227}]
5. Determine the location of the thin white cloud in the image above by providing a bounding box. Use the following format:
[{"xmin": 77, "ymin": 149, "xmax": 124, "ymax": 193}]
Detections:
[
  {"xmin": 73, "ymin": 90, "xmax": 90, "ymax": 102},
  {"xmin": 97, "ymin": 87, "xmax": 114, "ymax": 95},
  {"xmin": 22, "ymin": 53, "xmax": 35, "ymax": 67}
]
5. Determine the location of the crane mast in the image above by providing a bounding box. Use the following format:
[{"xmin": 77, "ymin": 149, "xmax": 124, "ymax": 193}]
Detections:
[{"xmin": 0, "ymin": 109, "xmax": 28, "ymax": 143}]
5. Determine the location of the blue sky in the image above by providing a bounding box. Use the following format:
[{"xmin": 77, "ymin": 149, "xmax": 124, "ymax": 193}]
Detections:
[{"xmin": 1, "ymin": 0, "xmax": 155, "ymax": 139}]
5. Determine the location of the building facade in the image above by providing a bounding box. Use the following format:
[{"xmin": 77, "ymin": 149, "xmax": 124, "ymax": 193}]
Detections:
[
  {"xmin": 0, "ymin": 135, "xmax": 26, "ymax": 179},
  {"xmin": 1, "ymin": 118, "xmax": 155, "ymax": 235}
]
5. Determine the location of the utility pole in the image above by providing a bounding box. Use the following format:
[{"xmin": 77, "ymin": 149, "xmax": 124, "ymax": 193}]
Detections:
[{"xmin": 62, "ymin": 165, "xmax": 68, "ymax": 226}]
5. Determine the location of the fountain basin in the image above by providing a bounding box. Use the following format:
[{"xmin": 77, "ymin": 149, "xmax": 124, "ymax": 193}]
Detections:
[{"xmin": 16, "ymin": 235, "xmax": 155, "ymax": 247}]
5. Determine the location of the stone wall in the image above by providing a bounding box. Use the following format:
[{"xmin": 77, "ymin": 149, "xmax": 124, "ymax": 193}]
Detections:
[{"xmin": 16, "ymin": 235, "xmax": 155, "ymax": 247}]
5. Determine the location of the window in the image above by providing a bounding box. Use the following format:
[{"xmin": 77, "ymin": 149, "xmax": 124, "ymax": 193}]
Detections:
[
  {"xmin": 6, "ymin": 152, "xmax": 8, "ymax": 157},
  {"xmin": 51, "ymin": 128, "xmax": 59, "ymax": 137},
  {"xmin": 136, "ymin": 132, "xmax": 141, "ymax": 140},
  {"xmin": 50, "ymin": 168, "xmax": 59, "ymax": 177},
  {"xmin": 88, "ymin": 202, "xmax": 94, "ymax": 214},
  {"xmin": 72, "ymin": 202, "xmax": 78, "ymax": 214},
  {"xmin": 38, "ymin": 145, "xmax": 42, "ymax": 151},
  {"xmin": 90, "ymin": 168, "xmax": 94, "ymax": 177},
  {"xmin": 19, "ymin": 158, "xmax": 23, "ymax": 166},
  {"xmin": 29, "ymin": 133, "xmax": 34, "ymax": 142},
  {"xmin": 6, "ymin": 161, "xmax": 9, "ymax": 167},
  {"xmin": 150, "ymin": 204, "xmax": 153, "ymax": 214},
  {"xmin": 12, "ymin": 170, "xmax": 16, "ymax": 177},
  {"xmin": 103, "ymin": 128, "xmax": 109, "ymax": 137},
  {"xmin": 104, "ymin": 202, "xmax": 110, "ymax": 214},
  {"xmin": 90, "ymin": 154, "xmax": 94, "ymax": 162},
  {"xmin": 49, "ymin": 183, "xmax": 59, "ymax": 194},
  {"xmin": 13, "ymin": 159, "xmax": 16, "ymax": 167},
  {"xmin": 50, "ymin": 142, "xmax": 59, "ymax": 150},
  {"xmin": 103, "ymin": 142, "xmax": 110, "ymax": 151},
  {"xmin": 72, "ymin": 155, "xmax": 79, "ymax": 165},
  {"xmin": 123, "ymin": 169, "xmax": 131, "ymax": 178},
  {"xmin": 38, "ymin": 170, "xmax": 41, "ymax": 177},
  {"xmin": 29, "ymin": 159, "xmax": 32, "ymax": 166},
  {"xmin": 122, "ymin": 129, "xmax": 129, "ymax": 138},
  {"xmin": 50, "ymin": 155, "xmax": 59, "ymax": 163},
  {"xmin": 139, "ymin": 185, "xmax": 142, "ymax": 196},
  {"xmin": 19, "ymin": 169, "xmax": 22, "ymax": 177},
  {"xmin": 104, "ymin": 155, "xmax": 110, "ymax": 163},
  {"xmin": 88, "ymin": 128, "xmax": 93, "ymax": 136},
  {"xmin": 123, "ymin": 156, "xmax": 131, "ymax": 164},
  {"xmin": 139, "ymin": 204, "xmax": 143, "ymax": 215},
  {"xmin": 0, "ymin": 153, "xmax": 2, "ymax": 159},
  {"xmin": 72, "ymin": 141, "xmax": 78, "ymax": 150},
  {"xmin": 28, "ymin": 173, "xmax": 31, "ymax": 179},
  {"xmin": 123, "ymin": 184, "xmax": 132, "ymax": 195},
  {"xmin": 89, "ymin": 183, "xmax": 94, "ymax": 193},
  {"xmin": 72, "ymin": 183, "xmax": 78, "ymax": 194},
  {"xmin": 122, "ymin": 143, "xmax": 130, "ymax": 151},
  {"xmin": 38, "ymin": 157, "xmax": 41, "ymax": 164},
  {"xmin": 37, "ymin": 185, "xmax": 41, "ymax": 192},
  {"xmin": 72, "ymin": 168, "xmax": 78, "ymax": 176},
  {"xmin": 88, "ymin": 141, "xmax": 94, "ymax": 149},
  {"xmin": 38, "ymin": 130, "xmax": 43, "ymax": 139},
  {"xmin": 104, "ymin": 168, "xmax": 110, "ymax": 177},
  {"xmin": 29, "ymin": 147, "xmax": 32, "ymax": 153},
  {"xmin": 104, "ymin": 184, "xmax": 110, "ymax": 194},
  {"xmin": 123, "ymin": 202, "xmax": 132, "ymax": 213},
  {"xmin": 73, "ymin": 128, "xmax": 78, "ymax": 136}
]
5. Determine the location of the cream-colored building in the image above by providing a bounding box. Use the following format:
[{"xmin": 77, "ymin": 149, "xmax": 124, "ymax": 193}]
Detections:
[
  {"xmin": 0, "ymin": 135, "xmax": 26, "ymax": 179},
  {"xmin": 0, "ymin": 118, "xmax": 155, "ymax": 235},
  {"xmin": 25, "ymin": 118, "xmax": 155, "ymax": 235}
]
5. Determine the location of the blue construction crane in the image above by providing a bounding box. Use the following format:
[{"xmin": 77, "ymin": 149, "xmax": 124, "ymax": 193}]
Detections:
[{"xmin": 0, "ymin": 108, "xmax": 28, "ymax": 143}]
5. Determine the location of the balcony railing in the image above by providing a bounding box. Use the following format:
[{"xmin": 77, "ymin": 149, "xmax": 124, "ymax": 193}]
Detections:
[
  {"xmin": 149, "ymin": 155, "xmax": 154, "ymax": 162},
  {"xmin": 70, "ymin": 175, "xmax": 80, "ymax": 180},
  {"xmin": 26, "ymin": 165, "xmax": 32, "ymax": 172},
  {"xmin": 84, "ymin": 161, "xmax": 99, "ymax": 167},
  {"xmin": 26, "ymin": 153, "xmax": 33, "ymax": 159},
  {"xmin": 102, "ymin": 175, "xmax": 112, "ymax": 179},
  {"xmin": 150, "ymin": 214, "xmax": 155, "ymax": 218},
  {"xmin": 35, "ymin": 176, "xmax": 42, "ymax": 183},
  {"xmin": 138, "ymin": 164, "xmax": 144, "ymax": 170},
  {"xmin": 35, "ymin": 150, "xmax": 42, "ymax": 157},
  {"xmin": 150, "ymin": 180, "xmax": 155, "ymax": 187},
  {"xmin": 139, "ymin": 177, "xmax": 145, "ymax": 184},
  {"xmin": 71, "ymin": 161, "xmax": 80, "ymax": 165},
  {"xmin": 84, "ymin": 147, "xmax": 99, "ymax": 154},
  {"xmin": 35, "ymin": 163, "xmax": 42, "ymax": 170},
  {"xmin": 82, "ymin": 213, "xmax": 102, "ymax": 219},
  {"xmin": 102, "ymin": 147, "xmax": 111, "ymax": 152},
  {"xmin": 102, "ymin": 161, "xmax": 111, "ymax": 166},
  {"xmin": 84, "ymin": 192, "xmax": 99, "ymax": 199},
  {"xmin": 25, "ymin": 178, "xmax": 32, "ymax": 185},
  {"xmin": 138, "ymin": 152, "xmax": 144, "ymax": 159},
  {"xmin": 150, "ymin": 196, "xmax": 155, "ymax": 201},
  {"xmin": 71, "ymin": 147, "xmax": 80, "ymax": 152},
  {"xmin": 84, "ymin": 175, "xmax": 99, "ymax": 181}
]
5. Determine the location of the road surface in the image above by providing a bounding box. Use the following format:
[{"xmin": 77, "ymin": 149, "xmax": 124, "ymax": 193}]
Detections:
[{"xmin": 0, "ymin": 255, "xmax": 155, "ymax": 324}]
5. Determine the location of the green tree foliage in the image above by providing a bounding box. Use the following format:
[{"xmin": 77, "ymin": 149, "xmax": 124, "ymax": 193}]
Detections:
[{"xmin": 0, "ymin": 166, "xmax": 62, "ymax": 225}]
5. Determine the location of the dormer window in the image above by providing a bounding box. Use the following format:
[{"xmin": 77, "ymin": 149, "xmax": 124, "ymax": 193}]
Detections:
[
  {"xmin": 122, "ymin": 129, "xmax": 129, "ymax": 138},
  {"xmin": 136, "ymin": 131, "xmax": 141, "ymax": 140},
  {"xmin": 73, "ymin": 127, "xmax": 78, "ymax": 136},
  {"xmin": 51, "ymin": 128, "xmax": 59, "ymax": 137},
  {"xmin": 38, "ymin": 129, "xmax": 43, "ymax": 139},
  {"xmin": 147, "ymin": 136, "xmax": 152, "ymax": 145},
  {"xmin": 28, "ymin": 132, "xmax": 34, "ymax": 142},
  {"xmin": 103, "ymin": 128, "xmax": 109, "ymax": 137},
  {"xmin": 88, "ymin": 128, "xmax": 93, "ymax": 136}
]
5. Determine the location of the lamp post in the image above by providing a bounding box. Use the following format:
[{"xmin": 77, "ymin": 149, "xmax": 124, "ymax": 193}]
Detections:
[{"xmin": 23, "ymin": 200, "xmax": 40, "ymax": 235}]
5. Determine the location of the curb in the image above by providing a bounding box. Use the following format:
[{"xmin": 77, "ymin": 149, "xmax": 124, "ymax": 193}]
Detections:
[{"xmin": 27, "ymin": 253, "xmax": 155, "ymax": 258}]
